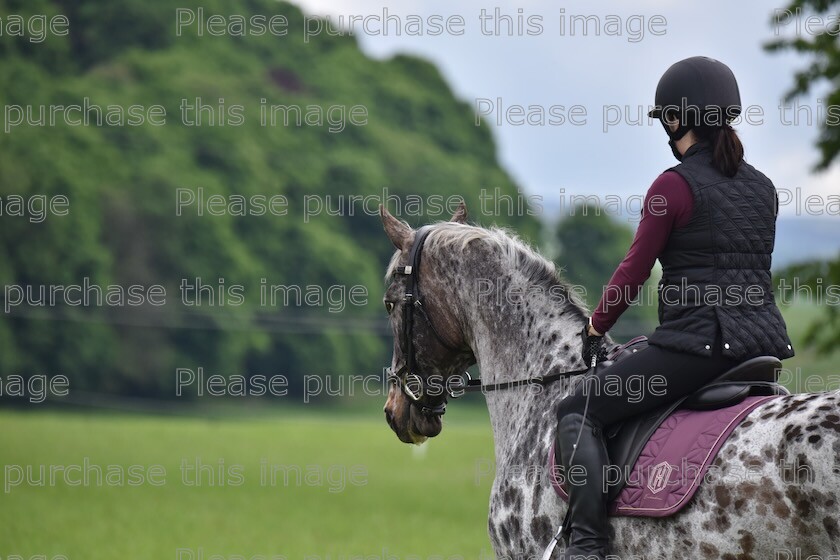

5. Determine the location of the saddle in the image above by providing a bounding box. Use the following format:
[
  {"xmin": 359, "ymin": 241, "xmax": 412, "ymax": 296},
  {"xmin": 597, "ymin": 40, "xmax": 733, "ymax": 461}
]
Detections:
[{"xmin": 550, "ymin": 336, "xmax": 789, "ymax": 517}]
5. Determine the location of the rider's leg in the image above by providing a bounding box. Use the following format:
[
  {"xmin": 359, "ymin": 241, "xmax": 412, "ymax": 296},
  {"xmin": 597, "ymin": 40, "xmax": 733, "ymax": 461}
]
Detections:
[
  {"xmin": 558, "ymin": 327, "xmax": 739, "ymax": 428},
  {"xmin": 553, "ymin": 328, "xmax": 739, "ymax": 559},
  {"xmin": 555, "ymin": 409, "xmax": 610, "ymax": 559}
]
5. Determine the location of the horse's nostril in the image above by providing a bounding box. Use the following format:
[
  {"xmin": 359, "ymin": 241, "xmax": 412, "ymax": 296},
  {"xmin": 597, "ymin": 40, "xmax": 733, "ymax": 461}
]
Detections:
[{"xmin": 384, "ymin": 409, "xmax": 394, "ymax": 425}]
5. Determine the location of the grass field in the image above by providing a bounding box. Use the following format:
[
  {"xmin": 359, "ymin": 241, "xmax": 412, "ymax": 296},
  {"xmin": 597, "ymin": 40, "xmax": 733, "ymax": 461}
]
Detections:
[
  {"xmin": 2, "ymin": 302, "xmax": 835, "ymax": 559},
  {"xmin": 0, "ymin": 405, "xmax": 496, "ymax": 560}
]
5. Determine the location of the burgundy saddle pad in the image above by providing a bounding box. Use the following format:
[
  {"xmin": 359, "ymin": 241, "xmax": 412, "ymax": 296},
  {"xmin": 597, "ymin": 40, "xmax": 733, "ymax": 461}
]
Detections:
[{"xmin": 549, "ymin": 395, "xmax": 778, "ymax": 517}]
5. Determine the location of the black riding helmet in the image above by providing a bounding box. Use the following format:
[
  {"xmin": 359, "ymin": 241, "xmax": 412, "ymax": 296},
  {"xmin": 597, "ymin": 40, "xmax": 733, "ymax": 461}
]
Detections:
[{"xmin": 649, "ymin": 56, "xmax": 741, "ymax": 148}]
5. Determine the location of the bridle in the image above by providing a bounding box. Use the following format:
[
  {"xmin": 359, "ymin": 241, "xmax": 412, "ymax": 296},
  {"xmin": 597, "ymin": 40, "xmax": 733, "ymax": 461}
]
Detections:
[
  {"xmin": 387, "ymin": 226, "xmax": 466, "ymax": 416},
  {"xmin": 386, "ymin": 225, "xmax": 591, "ymax": 417}
]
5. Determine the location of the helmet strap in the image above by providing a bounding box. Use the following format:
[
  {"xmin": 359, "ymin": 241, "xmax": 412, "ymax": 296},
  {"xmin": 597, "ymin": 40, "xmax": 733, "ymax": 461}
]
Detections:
[
  {"xmin": 660, "ymin": 115, "xmax": 692, "ymax": 141},
  {"xmin": 660, "ymin": 114, "xmax": 692, "ymax": 162}
]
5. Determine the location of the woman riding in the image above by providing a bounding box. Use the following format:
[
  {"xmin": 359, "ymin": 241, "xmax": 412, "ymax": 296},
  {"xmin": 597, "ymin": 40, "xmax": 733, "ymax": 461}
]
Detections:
[{"xmin": 553, "ymin": 56, "xmax": 795, "ymax": 559}]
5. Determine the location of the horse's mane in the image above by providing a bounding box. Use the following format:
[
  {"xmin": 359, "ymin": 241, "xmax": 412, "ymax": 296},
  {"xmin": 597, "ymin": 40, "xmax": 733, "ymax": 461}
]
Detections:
[{"xmin": 386, "ymin": 221, "xmax": 590, "ymax": 319}]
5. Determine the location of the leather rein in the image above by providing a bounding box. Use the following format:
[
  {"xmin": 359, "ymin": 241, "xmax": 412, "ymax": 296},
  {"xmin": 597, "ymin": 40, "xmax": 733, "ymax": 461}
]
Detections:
[{"xmin": 386, "ymin": 225, "xmax": 590, "ymax": 416}]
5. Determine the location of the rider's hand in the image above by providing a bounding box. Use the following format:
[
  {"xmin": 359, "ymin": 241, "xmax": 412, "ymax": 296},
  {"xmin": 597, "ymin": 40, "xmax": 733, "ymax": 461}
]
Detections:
[{"xmin": 581, "ymin": 318, "xmax": 606, "ymax": 368}]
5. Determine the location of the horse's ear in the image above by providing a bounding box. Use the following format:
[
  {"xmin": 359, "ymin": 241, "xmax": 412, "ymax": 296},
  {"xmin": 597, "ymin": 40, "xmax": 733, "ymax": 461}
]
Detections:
[
  {"xmin": 450, "ymin": 201, "xmax": 468, "ymax": 224},
  {"xmin": 380, "ymin": 205, "xmax": 413, "ymax": 250}
]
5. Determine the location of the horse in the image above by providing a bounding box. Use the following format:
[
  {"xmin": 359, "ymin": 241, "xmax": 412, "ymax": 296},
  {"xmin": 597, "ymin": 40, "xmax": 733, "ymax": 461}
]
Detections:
[{"xmin": 379, "ymin": 202, "xmax": 840, "ymax": 559}]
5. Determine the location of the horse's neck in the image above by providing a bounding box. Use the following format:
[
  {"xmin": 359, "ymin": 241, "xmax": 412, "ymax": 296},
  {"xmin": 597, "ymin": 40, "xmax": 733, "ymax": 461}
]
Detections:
[
  {"xmin": 465, "ymin": 282, "xmax": 588, "ymax": 466},
  {"xmin": 423, "ymin": 234, "xmax": 589, "ymax": 468}
]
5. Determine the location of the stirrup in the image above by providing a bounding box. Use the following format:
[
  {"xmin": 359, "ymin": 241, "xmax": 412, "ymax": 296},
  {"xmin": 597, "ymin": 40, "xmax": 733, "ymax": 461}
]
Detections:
[{"xmin": 540, "ymin": 516, "xmax": 570, "ymax": 560}]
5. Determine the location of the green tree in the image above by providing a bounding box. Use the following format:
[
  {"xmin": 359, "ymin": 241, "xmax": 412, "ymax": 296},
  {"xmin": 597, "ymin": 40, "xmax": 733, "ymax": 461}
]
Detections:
[
  {"xmin": 554, "ymin": 204, "xmax": 657, "ymax": 340},
  {"xmin": 766, "ymin": 0, "xmax": 840, "ymax": 353},
  {"xmin": 0, "ymin": 0, "xmax": 541, "ymax": 399},
  {"xmin": 766, "ymin": 0, "xmax": 840, "ymax": 169}
]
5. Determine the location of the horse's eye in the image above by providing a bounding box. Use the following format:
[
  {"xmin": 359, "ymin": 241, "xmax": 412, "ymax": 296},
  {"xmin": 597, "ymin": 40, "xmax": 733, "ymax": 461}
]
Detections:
[{"xmin": 384, "ymin": 301, "xmax": 395, "ymax": 314}]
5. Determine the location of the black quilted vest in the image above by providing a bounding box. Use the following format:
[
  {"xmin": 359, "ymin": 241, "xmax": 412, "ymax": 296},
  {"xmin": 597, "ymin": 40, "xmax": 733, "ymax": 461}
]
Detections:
[{"xmin": 648, "ymin": 143, "xmax": 795, "ymax": 360}]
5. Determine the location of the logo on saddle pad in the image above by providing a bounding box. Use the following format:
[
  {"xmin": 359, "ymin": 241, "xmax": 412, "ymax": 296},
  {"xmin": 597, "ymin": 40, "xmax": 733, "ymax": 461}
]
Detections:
[{"xmin": 647, "ymin": 461, "xmax": 675, "ymax": 494}]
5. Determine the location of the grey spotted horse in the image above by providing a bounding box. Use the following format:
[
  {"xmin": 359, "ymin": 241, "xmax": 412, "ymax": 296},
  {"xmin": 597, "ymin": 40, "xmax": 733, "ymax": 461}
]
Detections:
[{"xmin": 380, "ymin": 203, "xmax": 840, "ymax": 560}]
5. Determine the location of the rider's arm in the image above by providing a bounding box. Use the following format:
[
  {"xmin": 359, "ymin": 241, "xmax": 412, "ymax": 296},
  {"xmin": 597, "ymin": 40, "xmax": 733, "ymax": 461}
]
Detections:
[{"xmin": 589, "ymin": 171, "xmax": 693, "ymax": 335}]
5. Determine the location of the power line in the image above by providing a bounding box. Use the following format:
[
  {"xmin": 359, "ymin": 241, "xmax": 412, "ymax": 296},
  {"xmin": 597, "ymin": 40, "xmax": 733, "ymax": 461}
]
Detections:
[{"xmin": 0, "ymin": 305, "xmax": 392, "ymax": 334}]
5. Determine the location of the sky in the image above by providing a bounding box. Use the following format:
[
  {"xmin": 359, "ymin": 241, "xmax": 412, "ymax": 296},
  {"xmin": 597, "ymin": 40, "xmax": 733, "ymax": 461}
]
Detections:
[{"xmin": 294, "ymin": 0, "xmax": 840, "ymax": 223}]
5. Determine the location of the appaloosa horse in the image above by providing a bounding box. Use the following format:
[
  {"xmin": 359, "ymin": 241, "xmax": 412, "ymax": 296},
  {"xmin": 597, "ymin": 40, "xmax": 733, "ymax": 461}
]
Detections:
[{"xmin": 380, "ymin": 203, "xmax": 840, "ymax": 559}]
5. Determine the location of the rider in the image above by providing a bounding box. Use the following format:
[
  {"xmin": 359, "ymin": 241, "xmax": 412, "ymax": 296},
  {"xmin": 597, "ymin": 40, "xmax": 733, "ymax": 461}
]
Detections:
[{"xmin": 553, "ymin": 56, "xmax": 795, "ymax": 559}]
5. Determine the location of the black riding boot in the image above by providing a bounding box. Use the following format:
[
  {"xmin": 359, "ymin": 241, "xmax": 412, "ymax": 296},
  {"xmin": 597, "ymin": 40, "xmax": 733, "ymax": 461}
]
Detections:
[{"xmin": 556, "ymin": 412, "xmax": 610, "ymax": 560}]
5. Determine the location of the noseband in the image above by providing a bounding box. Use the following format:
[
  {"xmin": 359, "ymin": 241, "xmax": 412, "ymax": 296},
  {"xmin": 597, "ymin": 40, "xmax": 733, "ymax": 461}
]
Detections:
[{"xmin": 386, "ymin": 225, "xmax": 591, "ymax": 417}]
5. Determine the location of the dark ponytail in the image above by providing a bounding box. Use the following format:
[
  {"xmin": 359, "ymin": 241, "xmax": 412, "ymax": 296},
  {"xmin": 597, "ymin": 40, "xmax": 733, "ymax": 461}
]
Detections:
[{"xmin": 694, "ymin": 124, "xmax": 744, "ymax": 177}]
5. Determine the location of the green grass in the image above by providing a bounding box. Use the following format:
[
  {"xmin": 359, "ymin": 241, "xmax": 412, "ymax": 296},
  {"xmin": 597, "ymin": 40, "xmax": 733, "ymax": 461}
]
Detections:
[
  {"xmin": 0, "ymin": 406, "xmax": 496, "ymax": 559},
  {"xmin": 3, "ymin": 303, "xmax": 834, "ymax": 559}
]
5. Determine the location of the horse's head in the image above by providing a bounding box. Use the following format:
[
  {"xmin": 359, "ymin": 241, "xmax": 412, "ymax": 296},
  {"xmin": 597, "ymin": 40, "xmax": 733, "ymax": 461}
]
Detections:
[{"xmin": 379, "ymin": 203, "xmax": 476, "ymax": 444}]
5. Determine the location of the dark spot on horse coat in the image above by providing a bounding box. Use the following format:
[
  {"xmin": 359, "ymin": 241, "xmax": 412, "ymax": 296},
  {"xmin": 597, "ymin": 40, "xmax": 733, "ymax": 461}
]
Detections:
[
  {"xmin": 808, "ymin": 434, "xmax": 822, "ymax": 444},
  {"xmin": 738, "ymin": 532, "xmax": 756, "ymax": 560},
  {"xmin": 824, "ymin": 516, "xmax": 840, "ymax": 539},
  {"xmin": 714, "ymin": 510, "xmax": 731, "ymax": 531},
  {"xmin": 744, "ymin": 454, "xmax": 763, "ymax": 470},
  {"xmin": 507, "ymin": 515, "xmax": 522, "ymax": 547},
  {"xmin": 784, "ymin": 424, "xmax": 804, "ymax": 442},
  {"xmin": 499, "ymin": 522, "xmax": 511, "ymax": 545},
  {"xmin": 739, "ymin": 482, "xmax": 758, "ymax": 499},
  {"xmin": 786, "ymin": 485, "xmax": 813, "ymax": 520},
  {"xmin": 700, "ymin": 542, "xmax": 720, "ymax": 558},
  {"xmin": 796, "ymin": 453, "xmax": 814, "ymax": 483},
  {"xmin": 530, "ymin": 515, "xmax": 551, "ymax": 540},
  {"xmin": 772, "ymin": 499, "xmax": 791, "ymax": 518},
  {"xmin": 715, "ymin": 485, "xmax": 732, "ymax": 508},
  {"xmin": 531, "ymin": 477, "xmax": 542, "ymax": 513},
  {"xmin": 775, "ymin": 397, "xmax": 812, "ymax": 420},
  {"xmin": 820, "ymin": 416, "xmax": 840, "ymax": 433},
  {"xmin": 503, "ymin": 486, "xmax": 522, "ymax": 509}
]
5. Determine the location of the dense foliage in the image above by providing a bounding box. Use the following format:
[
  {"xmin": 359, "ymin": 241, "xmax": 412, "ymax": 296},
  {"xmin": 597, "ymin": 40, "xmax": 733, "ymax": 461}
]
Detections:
[
  {"xmin": 554, "ymin": 205, "xmax": 658, "ymax": 339},
  {"xmin": 0, "ymin": 0, "xmax": 540, "ymax": 398},
  {"xmin": 766, "ymin": 0, "xmax": 840, "ymax": 353}
]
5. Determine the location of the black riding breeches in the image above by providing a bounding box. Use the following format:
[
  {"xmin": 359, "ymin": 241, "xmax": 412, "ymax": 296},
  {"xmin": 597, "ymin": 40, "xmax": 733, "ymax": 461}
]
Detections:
[{"xmin": 556, "ymin": 329, "xmax": 740, "ymax": 430}]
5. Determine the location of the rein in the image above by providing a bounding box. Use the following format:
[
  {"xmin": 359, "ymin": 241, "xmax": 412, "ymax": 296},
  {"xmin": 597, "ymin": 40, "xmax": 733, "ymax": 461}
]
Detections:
[
  {"xmin": 461, "ymin": 368, "xmax": 590, "ymax": 393},
  {"xmin": 387, "ymin": 225, "xmax": 590, "ymax": 416}
]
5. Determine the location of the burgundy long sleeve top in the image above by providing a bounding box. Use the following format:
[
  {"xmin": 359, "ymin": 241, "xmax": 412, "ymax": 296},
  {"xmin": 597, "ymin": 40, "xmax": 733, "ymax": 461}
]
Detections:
[{"xmin": 590, "ymin": 171, "xmax": 694, "ymax": 334}]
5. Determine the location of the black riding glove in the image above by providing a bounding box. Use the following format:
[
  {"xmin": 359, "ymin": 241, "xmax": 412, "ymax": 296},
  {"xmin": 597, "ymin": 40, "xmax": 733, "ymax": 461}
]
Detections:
[{"xmin": 581, "ymin": 323, "xmax": 607, "ymax": 368}]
